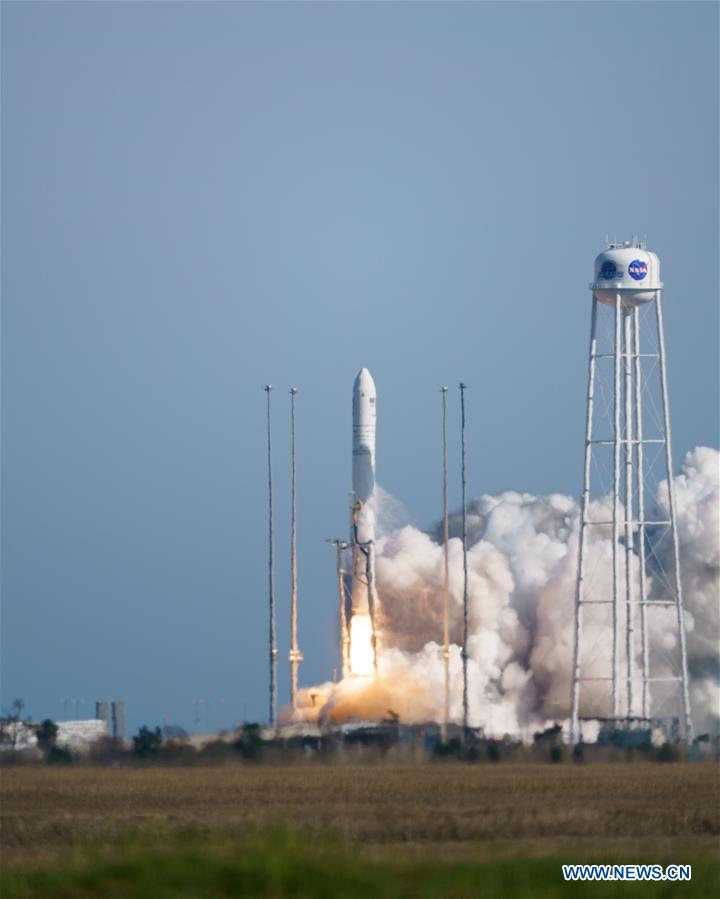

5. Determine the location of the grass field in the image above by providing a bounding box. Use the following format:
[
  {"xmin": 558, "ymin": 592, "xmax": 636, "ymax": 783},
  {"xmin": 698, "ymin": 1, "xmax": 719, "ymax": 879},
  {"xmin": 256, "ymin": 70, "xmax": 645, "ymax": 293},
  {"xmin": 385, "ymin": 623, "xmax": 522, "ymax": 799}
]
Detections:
[{"xmin": 1, "ymin": 763, "xmax": 719, "ymax": 897}]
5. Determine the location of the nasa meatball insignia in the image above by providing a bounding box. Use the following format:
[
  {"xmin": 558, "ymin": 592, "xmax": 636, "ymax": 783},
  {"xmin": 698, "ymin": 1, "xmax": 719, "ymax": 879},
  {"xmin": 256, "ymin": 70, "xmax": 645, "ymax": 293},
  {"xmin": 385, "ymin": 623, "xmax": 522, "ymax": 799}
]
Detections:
[{"xmin": 628, "ymin": 259, "xmax": 648, "ymax": 281}]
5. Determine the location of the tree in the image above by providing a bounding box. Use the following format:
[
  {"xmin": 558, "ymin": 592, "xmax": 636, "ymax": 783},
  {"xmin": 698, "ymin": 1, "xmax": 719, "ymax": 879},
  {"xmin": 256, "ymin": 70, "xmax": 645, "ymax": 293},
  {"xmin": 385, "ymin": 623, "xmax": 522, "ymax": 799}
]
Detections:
[
  {"xmin": 533, "ymin": 723, "xmax": 562, "ymax": 745},
  {"xmin": 132, "ymin": 725, "xmax": 162, "ymax": 758},
  {"xmin": 162, "ymin": 724, "xmax": 189, "ymax": 741},
  {"xmin": 235, "ymin": 723, "xmax": 263, "ymax": 761},
  {"xmin": 549, "ymin": 744, "xmax": 564, "ymax": 764},
  {"xmin": 486, "ymin": 739, "xmax": 502, "ymax": 762},
  {"xmin": 36, "ymin": 719, "xmax": 59, "ymax": 753},
  {"xmin": 46, "ymin": 745, "xmax": 72, "ymax": 765}
]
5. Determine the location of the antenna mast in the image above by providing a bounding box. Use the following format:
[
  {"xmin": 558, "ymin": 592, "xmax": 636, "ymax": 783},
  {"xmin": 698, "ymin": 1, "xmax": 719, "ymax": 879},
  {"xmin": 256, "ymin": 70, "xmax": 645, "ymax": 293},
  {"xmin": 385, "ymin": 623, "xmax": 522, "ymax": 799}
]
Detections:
[
  {"xmin": 264, "ymin": 385, "xmax": 277, "ymax": 728},
  {"xmin": 459, "ymin": 382, "xmax": 469, "ymax": 738},
  {"xmin": 289, "ymin": 387, "xmax": 303, "ymax": 709},
  {"xmin": 441, "ymin": 386, "xmax": 450, "ymax": 742}
]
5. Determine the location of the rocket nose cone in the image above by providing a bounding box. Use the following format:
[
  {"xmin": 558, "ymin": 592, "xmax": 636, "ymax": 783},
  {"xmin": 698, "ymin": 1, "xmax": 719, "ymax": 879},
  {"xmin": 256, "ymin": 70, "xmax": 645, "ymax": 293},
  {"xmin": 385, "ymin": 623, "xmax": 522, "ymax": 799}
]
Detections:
[{"xmin": 354, "ymin": 368, "xmax": 375, "ymax": 391}]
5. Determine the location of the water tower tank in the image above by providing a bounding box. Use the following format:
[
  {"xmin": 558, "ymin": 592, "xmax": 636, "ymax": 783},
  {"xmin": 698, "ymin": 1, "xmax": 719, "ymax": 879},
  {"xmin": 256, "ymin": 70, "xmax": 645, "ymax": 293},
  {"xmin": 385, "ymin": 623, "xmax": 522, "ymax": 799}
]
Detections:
[{"xmin": 591, "ymin": 240, "xmax": 662, "ymax": 306}]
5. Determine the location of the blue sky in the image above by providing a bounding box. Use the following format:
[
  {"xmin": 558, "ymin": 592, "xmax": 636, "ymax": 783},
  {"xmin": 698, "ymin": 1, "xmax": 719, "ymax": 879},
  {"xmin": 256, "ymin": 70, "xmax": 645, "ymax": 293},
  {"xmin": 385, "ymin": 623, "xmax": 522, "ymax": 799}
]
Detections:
[{"xmin": 2, "ymin": 1, "xmax": 717, "ymax": 733}]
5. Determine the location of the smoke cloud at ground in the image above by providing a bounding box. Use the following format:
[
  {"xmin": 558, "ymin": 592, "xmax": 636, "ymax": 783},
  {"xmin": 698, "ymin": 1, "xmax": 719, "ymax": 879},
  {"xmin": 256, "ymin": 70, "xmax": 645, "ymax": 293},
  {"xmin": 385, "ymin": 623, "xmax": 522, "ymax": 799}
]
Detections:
[{"xmin": 286, "ymin": 448, "xmax": 719, "ymax": 738}]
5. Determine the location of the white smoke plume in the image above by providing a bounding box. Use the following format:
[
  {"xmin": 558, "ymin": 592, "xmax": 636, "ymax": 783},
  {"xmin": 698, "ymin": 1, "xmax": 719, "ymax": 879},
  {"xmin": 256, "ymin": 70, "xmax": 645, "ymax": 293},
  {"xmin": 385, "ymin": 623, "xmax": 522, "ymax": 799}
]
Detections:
[{"xmin": 286, "ymin": 448, "xmax": 719, "ymax": 738}]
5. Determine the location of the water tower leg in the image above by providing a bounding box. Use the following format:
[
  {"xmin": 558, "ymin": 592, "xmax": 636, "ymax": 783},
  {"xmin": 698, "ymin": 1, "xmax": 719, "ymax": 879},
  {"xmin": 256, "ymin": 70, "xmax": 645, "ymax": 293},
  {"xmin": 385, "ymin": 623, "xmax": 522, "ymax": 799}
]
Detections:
[
  {"xmin": 655, "ymin": 293, "xmax": 694, "ymax": 741},
  {"xmin": 633, "ymin": 306, "xmax": 650, "ymax": 721},
  {"xmin": 612, "ymin": 293, "xmax": 622, "ymax": 721},
  {"xmin": 570, "ymin": 297, "xmax": 598, "ymax": 743},
  {"xmin": 623, "ymin": 309, "xmax": 635, "ymax": 721}
]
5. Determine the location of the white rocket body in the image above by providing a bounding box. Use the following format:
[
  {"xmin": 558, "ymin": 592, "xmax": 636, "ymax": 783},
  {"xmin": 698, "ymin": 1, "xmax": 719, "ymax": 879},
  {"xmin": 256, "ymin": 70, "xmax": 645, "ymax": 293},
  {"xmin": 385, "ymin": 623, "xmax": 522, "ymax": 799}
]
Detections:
[{"xmin": 351, "ymin": 368, "xmax": 376, "ymax": 614}]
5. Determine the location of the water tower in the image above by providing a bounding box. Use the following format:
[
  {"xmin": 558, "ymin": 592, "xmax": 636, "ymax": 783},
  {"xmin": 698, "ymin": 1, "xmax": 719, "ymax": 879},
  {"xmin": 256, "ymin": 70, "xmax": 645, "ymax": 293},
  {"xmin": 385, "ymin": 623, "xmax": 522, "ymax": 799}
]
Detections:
[{"xmin": 569, "ymin": 239, "xmax": 693, "ymax": 742}]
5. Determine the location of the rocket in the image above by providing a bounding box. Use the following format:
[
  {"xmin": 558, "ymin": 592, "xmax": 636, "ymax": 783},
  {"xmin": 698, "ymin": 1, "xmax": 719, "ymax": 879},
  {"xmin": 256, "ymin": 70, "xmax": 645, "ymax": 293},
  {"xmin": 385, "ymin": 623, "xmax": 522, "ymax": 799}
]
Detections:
[
  {"xmin": 347, "ymin": 368, "xmax": 379, "ymax": 676},
  {"xmin": 352, "ymin": 368, "xmax": 377, "ymax": 559}
]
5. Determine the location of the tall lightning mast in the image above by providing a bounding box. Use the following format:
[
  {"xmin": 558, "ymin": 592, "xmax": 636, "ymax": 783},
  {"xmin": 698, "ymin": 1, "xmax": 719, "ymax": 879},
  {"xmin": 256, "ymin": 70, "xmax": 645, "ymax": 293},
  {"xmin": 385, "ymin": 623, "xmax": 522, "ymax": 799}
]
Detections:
[
  {"xmin": 441, "ymin": 387, "xmax": 450, "ymax": 742},
  {"xmin": 289, "ymin": 387, "xmax": 303, "ymax": 709},
  {"xmin": 263, "ymin": 385, "xmax": 277, "ymax": 728},
  {"xmin": 459, "ymin": 382, "xmax": 469, "ymax": 736}
]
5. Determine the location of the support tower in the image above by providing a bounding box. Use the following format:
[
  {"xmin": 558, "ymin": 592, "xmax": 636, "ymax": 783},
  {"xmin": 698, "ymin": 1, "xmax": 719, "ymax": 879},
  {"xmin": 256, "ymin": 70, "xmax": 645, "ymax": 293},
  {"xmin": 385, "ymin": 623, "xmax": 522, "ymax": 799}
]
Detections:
[{"xmin": 570, "ymin": 240, "xmax": 692, "ymax": 743}]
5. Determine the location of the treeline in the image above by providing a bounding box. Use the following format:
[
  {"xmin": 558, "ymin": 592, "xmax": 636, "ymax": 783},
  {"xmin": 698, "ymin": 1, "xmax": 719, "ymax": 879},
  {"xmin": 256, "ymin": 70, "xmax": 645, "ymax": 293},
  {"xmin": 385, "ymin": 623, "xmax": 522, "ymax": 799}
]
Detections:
[{"xmin": 2, "ymin": 719, "xmax": 715, "ymax": 767}]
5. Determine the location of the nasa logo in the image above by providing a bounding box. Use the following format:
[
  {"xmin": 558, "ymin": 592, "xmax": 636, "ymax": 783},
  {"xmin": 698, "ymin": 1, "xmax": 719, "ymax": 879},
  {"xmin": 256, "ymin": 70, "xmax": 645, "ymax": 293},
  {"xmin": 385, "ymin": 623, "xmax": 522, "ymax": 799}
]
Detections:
[
  {"xmin": 600, "ymin": 260, "xmax": 617, "ymax": 280},
  {"xmin": 628, "ymin": 259, "xmax": 648, "ymax": 281}
]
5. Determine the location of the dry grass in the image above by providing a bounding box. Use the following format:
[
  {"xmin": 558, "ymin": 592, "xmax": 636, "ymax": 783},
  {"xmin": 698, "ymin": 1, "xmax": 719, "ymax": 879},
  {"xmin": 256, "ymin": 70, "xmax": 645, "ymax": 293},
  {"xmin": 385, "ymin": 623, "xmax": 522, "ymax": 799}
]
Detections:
[{"xmin": 2, "ymin": 763, "xmax": 718, "ymax": 866}]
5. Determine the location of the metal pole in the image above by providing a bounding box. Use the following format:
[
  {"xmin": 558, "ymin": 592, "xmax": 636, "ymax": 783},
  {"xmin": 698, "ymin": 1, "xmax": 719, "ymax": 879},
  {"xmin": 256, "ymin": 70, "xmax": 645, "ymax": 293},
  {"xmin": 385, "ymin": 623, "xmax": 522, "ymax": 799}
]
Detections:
[
  {"xmin": 326, "ymin": 538, "xmax": 350, "ymax": 679},
  {"xmin": 289, "ymin": 388, "xmax": 302, "ymax": 710},
  {"xmin": 655, "ymin": 293, "xmax": 694, "ymax": 740},
  {"xmin": 337, "ymin": 542, "xmax": 350, "ymax": 678},
  {"xmin": 570, "ymin": 296, "xmax": 598, "ymax": 743},
  {"xmin": 459, "ymin": 382, "xmax": 469, "ymax": 737},
  {"xmin": 327, "ymin": 539, "xmax": 350, "ymax": 679},
  {"xmin": 633, "ymin": 306, "xmax": 650, "ymax": 721},
  {"xmin": 612, "ymin": 295, "xmax": 622, "ymax": 721},
  {"xmin": 367, "ymin": 540, "xmax": 379, "ymax": 673},
  {"xmin": 264, "ymin": 385, "xmax": 277, "ymax": 728},
  {"xmin": 623, "ymin": 309, "xmax": 635, "ymax": 720},
  {"xmin": 441, "ymin": 386, "xmax": 450, "ymax": 742}
]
